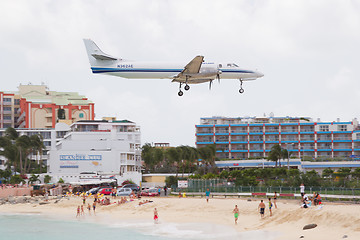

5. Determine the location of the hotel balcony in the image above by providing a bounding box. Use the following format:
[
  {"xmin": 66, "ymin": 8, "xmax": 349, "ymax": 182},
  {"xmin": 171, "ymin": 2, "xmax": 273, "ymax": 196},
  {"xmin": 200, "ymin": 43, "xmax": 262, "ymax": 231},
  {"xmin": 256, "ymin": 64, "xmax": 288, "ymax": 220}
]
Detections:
[
  {"xmin": 45, "ymin": 122, "xmax": 53, "ymax": 127},
  {"xmin": 197, "ymin": 128, "xmax": 213, "ymax": 134},
  {"xmin": 264, "ymin": 126, "xmax": 279, "ymax": 133},
  {"xmin": 231, "ymin": 145, "xmax": 247, "ymax": 151},
  {"xmin": 231, "ymin": 127, "xmax": 247, "ymax": 133},
  {"xmin": 231, "ymin": 136, "xmax": 247, "ymax": 142},
  {"xmin": 2, "ymin": 110, "xmax": 12, "ymax": 115}
]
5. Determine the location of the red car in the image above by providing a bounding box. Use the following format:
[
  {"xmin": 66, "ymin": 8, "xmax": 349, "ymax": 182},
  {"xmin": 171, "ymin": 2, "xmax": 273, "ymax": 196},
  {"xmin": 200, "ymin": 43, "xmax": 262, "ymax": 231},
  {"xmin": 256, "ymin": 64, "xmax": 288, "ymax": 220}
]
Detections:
[
  {"xmin": 98, "ymin": 187, "xmax": 113, "ymax": 195},
  {"xmin": 141, "ymin": 188, "xmax": 159, "ymax": 197}
]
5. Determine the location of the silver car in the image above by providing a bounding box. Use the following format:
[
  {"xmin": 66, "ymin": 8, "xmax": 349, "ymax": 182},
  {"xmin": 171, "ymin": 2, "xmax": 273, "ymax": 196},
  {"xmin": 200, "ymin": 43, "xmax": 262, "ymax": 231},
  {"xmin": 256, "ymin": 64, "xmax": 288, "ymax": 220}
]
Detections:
[{"xmin": 117, "ymin": 187, "xmax": 132, "ymax": 196}]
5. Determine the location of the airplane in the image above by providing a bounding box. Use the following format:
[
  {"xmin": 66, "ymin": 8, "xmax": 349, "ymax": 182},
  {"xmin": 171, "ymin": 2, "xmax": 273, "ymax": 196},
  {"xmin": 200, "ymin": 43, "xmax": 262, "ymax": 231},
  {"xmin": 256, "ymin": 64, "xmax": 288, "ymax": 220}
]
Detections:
[{"xmin": 83, "ymin": 39, "xmax": 264, "ymax": 96}]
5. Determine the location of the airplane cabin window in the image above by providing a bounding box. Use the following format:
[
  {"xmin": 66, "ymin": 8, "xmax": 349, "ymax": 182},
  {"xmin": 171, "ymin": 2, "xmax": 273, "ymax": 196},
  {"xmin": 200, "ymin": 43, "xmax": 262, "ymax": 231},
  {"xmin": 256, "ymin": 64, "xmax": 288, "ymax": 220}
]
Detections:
[
  {"xmin": 227, "ymin": 63, "xmax": 231, "ymax": 67},
  {"xmin": 219, "ymin": 64, "xmax": 222, "ymax": 68}
]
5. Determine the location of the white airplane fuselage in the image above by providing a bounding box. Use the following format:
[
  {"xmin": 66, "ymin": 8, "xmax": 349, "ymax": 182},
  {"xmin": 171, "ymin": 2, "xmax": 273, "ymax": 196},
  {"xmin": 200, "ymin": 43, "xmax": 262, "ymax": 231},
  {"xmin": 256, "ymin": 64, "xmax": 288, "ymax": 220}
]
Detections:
[{"xmin": 91, "ymin": 61, "xmax": 262, "ymax": 82}]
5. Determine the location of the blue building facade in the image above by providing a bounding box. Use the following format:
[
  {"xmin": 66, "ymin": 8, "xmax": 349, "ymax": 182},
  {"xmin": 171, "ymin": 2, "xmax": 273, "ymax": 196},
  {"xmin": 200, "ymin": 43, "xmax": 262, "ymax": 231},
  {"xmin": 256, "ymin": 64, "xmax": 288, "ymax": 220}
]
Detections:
[{"xmin": 195, "ymin": 116, "xmax": 360, "ymax": 160}]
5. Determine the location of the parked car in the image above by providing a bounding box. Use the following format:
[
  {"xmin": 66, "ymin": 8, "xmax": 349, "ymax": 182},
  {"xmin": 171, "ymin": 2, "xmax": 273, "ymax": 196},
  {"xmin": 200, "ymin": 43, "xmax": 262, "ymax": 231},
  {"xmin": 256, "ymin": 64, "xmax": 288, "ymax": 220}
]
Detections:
[
  {"xmin": 117, "ymin": 187, "xmax": 132, "ymax": 196},
  {"xmin": 141, "ymin": 188, "xmax": 159, "ymax": 197},
  {"xmin": 98, "ymin": 187, "xmax": 112, "ymax": 195},
  {"xmin": 122, "ymin": 184, "xmax": 140, "ymax": 193},
  {"xmin": 86, "ymin": 187, "xmax": 100, "ymax": 195}
]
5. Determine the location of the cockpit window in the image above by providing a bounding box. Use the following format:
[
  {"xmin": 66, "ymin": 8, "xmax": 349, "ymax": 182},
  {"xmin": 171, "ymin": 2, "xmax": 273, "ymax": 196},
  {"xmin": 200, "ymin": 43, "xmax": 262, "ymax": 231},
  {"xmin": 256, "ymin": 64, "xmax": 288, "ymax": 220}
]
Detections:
[{"xmin": 233, "ymin": 63, "xmax": 239, "ymax": 67}]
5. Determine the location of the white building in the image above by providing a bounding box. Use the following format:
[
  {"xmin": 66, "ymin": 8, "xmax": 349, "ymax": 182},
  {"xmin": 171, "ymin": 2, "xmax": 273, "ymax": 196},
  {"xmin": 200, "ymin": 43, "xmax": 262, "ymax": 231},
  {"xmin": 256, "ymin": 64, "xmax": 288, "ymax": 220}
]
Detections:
[
  {"xmin": 48, "ymin": 120, "xmax": 142, "ymax": 185},
  {"xmin": 0, "ymin": 123, "xmax": 70, "ymax": 170}
]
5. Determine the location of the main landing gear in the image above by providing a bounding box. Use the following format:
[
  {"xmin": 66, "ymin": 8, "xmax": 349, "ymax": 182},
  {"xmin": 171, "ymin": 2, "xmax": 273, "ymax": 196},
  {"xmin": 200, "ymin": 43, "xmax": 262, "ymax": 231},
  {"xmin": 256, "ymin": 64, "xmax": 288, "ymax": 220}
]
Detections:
[
  {"xmin": 178, "ymin": 83, "xmax": 184, "ymax": 96},
  {"xmin": 178, "ymin": 82, "xmax": 190, "ymax": 96},
  {"xmin": 239, "ymin": 79, "xmax": 244, "ymax": 94}
]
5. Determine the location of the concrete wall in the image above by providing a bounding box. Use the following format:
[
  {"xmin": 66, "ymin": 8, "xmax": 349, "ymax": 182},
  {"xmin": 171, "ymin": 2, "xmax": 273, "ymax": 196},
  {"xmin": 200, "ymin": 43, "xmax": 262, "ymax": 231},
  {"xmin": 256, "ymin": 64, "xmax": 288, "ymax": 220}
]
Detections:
[{"xmin": 0, "ymin": 188, "xmax": 32, "ymax": 198}]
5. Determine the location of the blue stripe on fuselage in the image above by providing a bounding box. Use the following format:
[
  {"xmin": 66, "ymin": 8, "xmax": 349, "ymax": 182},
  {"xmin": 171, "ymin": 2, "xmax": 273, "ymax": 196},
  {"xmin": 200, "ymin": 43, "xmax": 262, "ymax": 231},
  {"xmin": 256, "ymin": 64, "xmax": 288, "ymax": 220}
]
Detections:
[{"xmin": 91, "ymin": 67, "xmax": 254, "ymax": 74}]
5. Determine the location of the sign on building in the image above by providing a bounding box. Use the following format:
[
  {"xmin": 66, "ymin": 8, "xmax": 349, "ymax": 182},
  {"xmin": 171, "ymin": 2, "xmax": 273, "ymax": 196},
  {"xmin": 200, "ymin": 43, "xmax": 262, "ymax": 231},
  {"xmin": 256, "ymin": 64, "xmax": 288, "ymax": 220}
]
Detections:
[{"xmin": 178, "ymin": 180, "xmax": 188, "ymax": 188}]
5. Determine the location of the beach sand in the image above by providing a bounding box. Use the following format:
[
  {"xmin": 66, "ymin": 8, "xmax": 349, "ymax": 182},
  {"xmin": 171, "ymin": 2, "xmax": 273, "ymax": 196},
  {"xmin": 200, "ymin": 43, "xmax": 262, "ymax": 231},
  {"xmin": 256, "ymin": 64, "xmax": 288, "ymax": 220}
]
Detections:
[{"xmin": 0, "ymin": 196, "xmax": 359, "ymax": 240}]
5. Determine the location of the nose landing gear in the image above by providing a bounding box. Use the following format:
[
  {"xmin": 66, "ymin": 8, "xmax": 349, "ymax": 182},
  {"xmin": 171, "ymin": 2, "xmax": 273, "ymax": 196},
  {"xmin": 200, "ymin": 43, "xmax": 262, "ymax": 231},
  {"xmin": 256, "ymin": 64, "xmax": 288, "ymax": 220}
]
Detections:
[{"xmin": 239, "ymin": 79, "xmax": 244, "ymax": 94}]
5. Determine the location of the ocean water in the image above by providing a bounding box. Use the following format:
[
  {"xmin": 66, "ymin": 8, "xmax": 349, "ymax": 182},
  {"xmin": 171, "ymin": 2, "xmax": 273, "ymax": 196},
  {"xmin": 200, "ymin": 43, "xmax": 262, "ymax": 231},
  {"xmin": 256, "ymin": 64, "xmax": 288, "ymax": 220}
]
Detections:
[{"xmin": 0, "ymin": 213, "xmax": 277, "ymax": 240}]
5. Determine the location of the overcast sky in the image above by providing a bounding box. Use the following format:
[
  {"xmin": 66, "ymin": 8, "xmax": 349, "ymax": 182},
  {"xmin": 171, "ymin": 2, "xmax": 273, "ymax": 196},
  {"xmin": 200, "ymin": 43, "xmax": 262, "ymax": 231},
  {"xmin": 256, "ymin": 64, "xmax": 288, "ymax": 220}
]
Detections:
[{"xmin": 1, "ymin": 0, "xmax": 360, "ymax": 146}]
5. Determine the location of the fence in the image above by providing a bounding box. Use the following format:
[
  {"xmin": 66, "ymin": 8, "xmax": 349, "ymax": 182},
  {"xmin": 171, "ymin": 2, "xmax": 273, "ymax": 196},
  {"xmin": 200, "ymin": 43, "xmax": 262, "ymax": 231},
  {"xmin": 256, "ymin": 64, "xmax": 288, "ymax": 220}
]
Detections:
[{"xmin": 173, "ymin": 179, "xmax": 360, "ymax": 196}]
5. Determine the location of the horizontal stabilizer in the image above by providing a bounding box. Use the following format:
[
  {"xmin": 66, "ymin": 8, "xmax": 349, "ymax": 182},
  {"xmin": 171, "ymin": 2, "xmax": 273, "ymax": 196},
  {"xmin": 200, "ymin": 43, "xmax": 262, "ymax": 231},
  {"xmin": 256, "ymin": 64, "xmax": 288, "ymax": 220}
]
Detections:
[{"xmin": 91, "ymin": 53, "xmax": 117, "ymax": 61}]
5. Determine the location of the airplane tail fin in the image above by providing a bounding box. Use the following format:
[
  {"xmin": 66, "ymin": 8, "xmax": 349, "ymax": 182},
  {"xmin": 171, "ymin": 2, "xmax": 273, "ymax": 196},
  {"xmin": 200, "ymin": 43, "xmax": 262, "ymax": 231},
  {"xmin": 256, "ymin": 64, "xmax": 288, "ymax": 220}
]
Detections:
[{"xmin": 83, "ymin": 39, "xmax": 119, "ymax": 66}]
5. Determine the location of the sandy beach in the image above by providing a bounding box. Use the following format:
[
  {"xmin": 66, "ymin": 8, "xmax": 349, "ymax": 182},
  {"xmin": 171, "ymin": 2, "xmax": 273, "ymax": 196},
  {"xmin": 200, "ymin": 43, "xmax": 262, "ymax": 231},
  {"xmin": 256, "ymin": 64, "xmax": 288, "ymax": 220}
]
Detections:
[{"xmin": 0, "ymin": 195, "xmax": 359, "ymax": 240}]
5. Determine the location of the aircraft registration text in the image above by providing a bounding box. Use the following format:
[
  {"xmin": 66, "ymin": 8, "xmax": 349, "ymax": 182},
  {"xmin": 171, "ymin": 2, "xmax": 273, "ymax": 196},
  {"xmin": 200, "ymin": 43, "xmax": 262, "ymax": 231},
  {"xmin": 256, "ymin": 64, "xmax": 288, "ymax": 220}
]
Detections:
[{"xmin": 117, "ymin": 64, "xmax": 133, "ymax": 68}]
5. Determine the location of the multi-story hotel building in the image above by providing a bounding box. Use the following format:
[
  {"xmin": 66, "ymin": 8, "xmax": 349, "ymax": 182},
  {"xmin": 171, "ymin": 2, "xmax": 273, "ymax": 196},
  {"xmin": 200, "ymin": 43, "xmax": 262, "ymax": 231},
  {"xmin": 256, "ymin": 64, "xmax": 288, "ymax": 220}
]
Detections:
[
  {"xmin": 48, "ymin": 120, "xmax": 142, "ymax": 184},
  {"xmin": 196, "ymin": 116, "xmax": 360, "ymax": 160},
  {"xmin": 0, "ymin": 84, "xmax": 94, "ymax": 129}
]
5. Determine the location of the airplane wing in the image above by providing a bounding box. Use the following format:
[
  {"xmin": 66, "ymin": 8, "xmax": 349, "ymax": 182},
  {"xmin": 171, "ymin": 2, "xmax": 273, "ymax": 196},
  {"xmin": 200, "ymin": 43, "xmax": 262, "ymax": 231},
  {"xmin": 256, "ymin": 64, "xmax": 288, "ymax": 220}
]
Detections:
[{"xmin": 175, "ymin": 55, "xmax": 204, "ymax": 79}]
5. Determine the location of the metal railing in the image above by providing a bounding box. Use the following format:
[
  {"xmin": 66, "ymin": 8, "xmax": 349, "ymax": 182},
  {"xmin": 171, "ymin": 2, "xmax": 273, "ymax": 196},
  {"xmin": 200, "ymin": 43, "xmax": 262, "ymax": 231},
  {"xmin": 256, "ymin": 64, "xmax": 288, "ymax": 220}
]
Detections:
[{"xmin": 173, "ymin": 179, "xmax": 360, "ymax": 196}]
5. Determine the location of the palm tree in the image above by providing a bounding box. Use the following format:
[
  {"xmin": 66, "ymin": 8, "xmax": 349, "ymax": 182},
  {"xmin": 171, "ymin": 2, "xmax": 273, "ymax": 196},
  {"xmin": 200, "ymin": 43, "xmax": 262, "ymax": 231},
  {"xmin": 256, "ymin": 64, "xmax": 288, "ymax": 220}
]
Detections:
[
  {"xmin": 165, "ymin": 147, "xmax": 182, "ymax": 177},
  {"xmin": 29, "ymin": 174, "xmax": 40, "ymax": 184},
  {"xmin": 29, "ymin": 135, "xmax": 45, "ymax": 173},
  {"xmin": 197, "ymin": 144, "xmax": 216, "ymax": 173},
  {"xmin": 268, "ymin": 144, "xmax": 282, "ymax": 167},
  {"xmin": 16, "ymin": 135, "xmax": 31, "ymax": 174}
]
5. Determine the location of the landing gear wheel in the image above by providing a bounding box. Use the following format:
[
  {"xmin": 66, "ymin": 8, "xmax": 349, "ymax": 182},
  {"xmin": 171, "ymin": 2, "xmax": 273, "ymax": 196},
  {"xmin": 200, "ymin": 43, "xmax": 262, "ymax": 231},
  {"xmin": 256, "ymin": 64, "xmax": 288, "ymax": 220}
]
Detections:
[
  {"xmin": 239, "ymin": 79, "xmax": 244, "ymax": 94},
  {"xmin": 184, "ymin": 85, "xmax": 190, "ymax": 91},
  {"xmin": 178, "ymin": 90, "xmax": 184, "ymax": 96}
]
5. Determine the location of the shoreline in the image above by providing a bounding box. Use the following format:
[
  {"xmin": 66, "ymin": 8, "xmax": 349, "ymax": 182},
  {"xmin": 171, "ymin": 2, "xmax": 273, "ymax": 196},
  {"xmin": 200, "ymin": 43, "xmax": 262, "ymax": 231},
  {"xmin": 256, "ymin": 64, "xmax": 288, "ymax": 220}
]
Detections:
[{"xmin": 1, "ymin": 196, "xmax": 359, "ymax": 239}]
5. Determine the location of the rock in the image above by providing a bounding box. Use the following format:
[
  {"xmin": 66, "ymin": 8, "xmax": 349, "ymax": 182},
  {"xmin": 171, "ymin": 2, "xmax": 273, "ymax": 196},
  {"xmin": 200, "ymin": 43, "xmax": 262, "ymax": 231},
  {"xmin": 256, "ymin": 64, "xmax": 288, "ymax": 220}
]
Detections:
[
  {"xmin": 300, "ymin": 236, "xmax": 304, "ymax": 238},
  {"xmin": 247, "ymin": 199, "xmax": 252, "ymax": 201},
  {"xmin": 343, "ymin": 235, "xmax": 348, "ymax": 238},
  {"xmin": 303, "ymin": 224, "xmax": 317, "ymax": 230}
]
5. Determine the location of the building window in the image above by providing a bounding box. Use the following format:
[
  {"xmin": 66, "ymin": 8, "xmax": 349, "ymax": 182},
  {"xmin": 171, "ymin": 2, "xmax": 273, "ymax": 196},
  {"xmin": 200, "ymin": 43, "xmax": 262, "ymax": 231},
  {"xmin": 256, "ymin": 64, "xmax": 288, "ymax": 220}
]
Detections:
[
  {"xmin": 79, "ymin": 113, "xmax": 84, "ymax": 118},
  {"xmin": 41, "ymin": 132, "xmax": 51, "ymax": 139},
  {"xmin": 3, "ymin": 116, "xmax": 11, "ymax": 120},
  {"xmin": 3, "ymin": 107, "xmax": 12, "ymax": 111},
  {"xmin": 14, "ymin": 99, "xmax": 20, "ymax": 105},
  {"xmin": 3, "ymin": 98, "xmax": 11, "ymax": 102},
  {"xmin": 57, "ymin": 109, "xmax": 66, "ymax": 119},
  {"xmin": 319, "ymin": 125, "xmax": 329, "ymax": 132},
  {"xmin": 337, "ymin": 125, "xmax": 347, "ymax": 131}
]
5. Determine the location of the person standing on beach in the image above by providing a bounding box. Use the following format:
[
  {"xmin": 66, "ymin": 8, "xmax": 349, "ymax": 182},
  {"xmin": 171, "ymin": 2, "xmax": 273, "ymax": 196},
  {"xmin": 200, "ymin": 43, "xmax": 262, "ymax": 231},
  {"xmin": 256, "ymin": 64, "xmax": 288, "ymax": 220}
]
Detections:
[
  {"xmin": 158, "ymin": 187, "xmax": 161, "ymax": 196},
  {"xmin": 81, "ymin": 205, "xmax": 84, "ymax": 215},
  {"xmin": 76, "ymin": 206, "xmax": 80, "ymax": 218},
  {"xmin": 154, "ymin": 208, "xmax": 159, "ymax": 223},
  {"xmin": 87, "ymin": 203, "xmax": 91, "ymax": 215},
  {"xmin": 258, "ymin": 200, "xmax": 265, "ymax": 218},
  {"xmin": 164, "ymin": 186, "xmax": 167, "ymax": 196},
  {"xmin": 268, "ymin": 198, "xmax": 273, "ymax": 217},
  {"xmin": 273, "ymin": 191, "xmax": 278, "ymax": 208},
  {"xmin": 92, "ymin": 201, "xmax": 96, "ymax": 215},
  {"xmin": 205, "ymin": 188, "xmax": 210, "ymax": 203},
  {"xmin": 300, "ymin": 183, "xmax": 305, "ymax": 198},
  {"xmin": 233, "ymin": 205, "xmax": 239, "ymax": 224}
]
